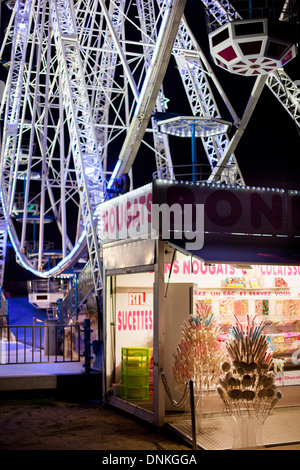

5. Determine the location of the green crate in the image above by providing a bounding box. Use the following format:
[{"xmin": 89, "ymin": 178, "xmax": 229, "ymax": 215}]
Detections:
[
  {"xmin": 122, "ymin": 373, "xmax": 149, "ymax": 388},
  {"xmin": 121, "ymin": 347, "xmax": 150, "ymax": 374},
  {"xmin": 122, "ymin": 347, "xmax": 150, "ymax": 363},
  {"xmin": 122, "ymin": 386, "xmax": 149, "ymax": 400},
  {"xmin": 121, "ymin": 347, "xmax": 150, "ymax": 400}
]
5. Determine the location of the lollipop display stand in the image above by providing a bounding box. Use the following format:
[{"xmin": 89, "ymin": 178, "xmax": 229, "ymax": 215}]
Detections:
[
  {"xmin": 231, "ymin": 414, "xmax": 263, "ymax": 449},
  {"xmin": 217, "ymin": 315, "xmax": 283, "ymax": 449},
  {"xmin": 172, "ymin": 302, "xmax": 226, "ymax": 431},
  {"xmin": 194, "ymin": 393, "xmax": 204, "ymax": 432}
]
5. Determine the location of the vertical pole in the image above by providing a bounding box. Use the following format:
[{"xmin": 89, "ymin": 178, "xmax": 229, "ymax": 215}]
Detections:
[
  {"xmin": 74, "ymin": 275, "xmax": 78, "ymax": 320},
  {"xmin": 249, "ymin": 0, "xmax": 253, "ymax": 19},
  {"xmin": 33, "ymin": 317, "xmax": 36, "ymax": 351},
  {"xmin": 154, "ymin": 240, "xmax": 165, "ymax": 427},
  {"xmin": 83, "ymin": 318, "xmax": 91, "ymax": 374},
  {"xmin": 189, "ymin": 380, "xmax": 197, "ymax": 450},
  {"xmin": 191, "ymin": 124, "xmax": 197, "ymax": 182}
]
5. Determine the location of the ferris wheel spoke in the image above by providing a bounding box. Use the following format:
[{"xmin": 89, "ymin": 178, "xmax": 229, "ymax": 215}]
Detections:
[{"xmin": 111, "ymin": 0, "xmax": 187, "ymax": 182}]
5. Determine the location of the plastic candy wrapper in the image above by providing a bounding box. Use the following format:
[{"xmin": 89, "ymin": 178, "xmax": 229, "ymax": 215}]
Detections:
[
  {"xmin": 226, "ymin": 277, "xmax": 245, "ymax": 288},
  {"xmin": 275, "ymin": 277, "xmax": 288, "ymax": 288},
  {"xmin": 273, "ymin": 358, "xmax": 285, "ymax": 374}
]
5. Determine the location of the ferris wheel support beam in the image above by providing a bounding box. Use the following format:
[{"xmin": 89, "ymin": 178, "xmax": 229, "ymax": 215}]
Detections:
[
  {"xmin": 266, "ymin": 69, "xmax": 300, "ymax": 129},
  {"xmin": 50, "ymin": 0, "xmax": 105, "ymax": 294},
  {"xmin": 98, "ymin": 0, "xmax": 139, "ymax": 103},
  {"xmin": 208, "ymin": 75, "xmax": 268, "ymax": 181},
  {"xmin": 0, "ymin": 0, "xmax": 33, "ymax": 286},
  {"xmin": 137, "ymin": 0, "xmax": 174, "ymax": 180},
  {"xmin": 111, "ymin": 0, "xmax": 187, "ymax": 182}
]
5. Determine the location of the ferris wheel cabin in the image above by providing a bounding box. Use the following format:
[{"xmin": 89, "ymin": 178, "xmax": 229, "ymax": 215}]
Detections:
[{"xmin": 206, "ymin": 0, "xmax": 298, "ymax": 76}]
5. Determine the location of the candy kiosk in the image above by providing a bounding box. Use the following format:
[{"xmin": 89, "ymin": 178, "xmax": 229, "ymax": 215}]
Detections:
[{"xmin": 98, "ymin": 179, "xmax": 300, "ymax": 449}]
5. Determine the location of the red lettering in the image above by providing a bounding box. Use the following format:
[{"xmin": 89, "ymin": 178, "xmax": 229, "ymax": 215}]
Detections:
[
  {"xmin": 251, "ymin": 193, "xmax": 283, "ymax": 230},
  {"xmin": 109, "ymin": 207, "xmax": 116, "ymax": 233},
  {"xmin": 216, "ymin": 264, "xmax": 224, "ymax": 275},
  {"xmin": 132, "ymin": 198, "xmax": 140, "ymax": 227},
  {"xmin": 209, "ymin": 265, "xmax": 216, "ymax": 275},
  {"xmin": 126, "ymin": 201, "xmax": 132, "ymax": 229},
  {"xmin": 117, "ymin": 311, "xmax": 122, "ymax": 331},
  {"xmin": 192, "ymin": 260, "xmax": 199, "ymax": 274},
  {"xmin": 116, "ymin": 204, "xmax": 123, "ymax": 231},
  {"xmin": 147, "ymin": 192, "xmax": 152, "ymax": 223},
  {"xmin": 149, "ymin": 310, "xmax": 153, "ymax": 330},
  {"xmin": 173, "ymin": 259, "xmax": 179, "ymax": 274},
  {"xmin": 200, "ymin": 262, "xmax": 207, "ymax": 275},
  {"xmin": 102, "ymin": 210, "xmax": 109, "ymax": 235},
  {"xmin": 139, "ymin": 195, "xmax": 146, "ymax": 225},
  {"xmin": 128, "ymin": 311, "xmax": 132, "ymax": 330},
  {"xmin": 183, "ymin": 260, "xmax": 190, "ymax": 274}
]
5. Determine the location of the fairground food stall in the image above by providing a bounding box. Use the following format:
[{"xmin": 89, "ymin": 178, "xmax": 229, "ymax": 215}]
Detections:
[{"xmin": 97, "ymin": 180, "xmax": 300, "ymax": 449}]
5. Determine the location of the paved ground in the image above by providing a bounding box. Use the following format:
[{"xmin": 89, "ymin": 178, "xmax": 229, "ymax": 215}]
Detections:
[
  {"xmin": 0, "ymin": 395, "xmax": 191, "ymax": 451},
  {"xmin": 0, "ymin": 394, "xmax": 300, "ymax": 452}
]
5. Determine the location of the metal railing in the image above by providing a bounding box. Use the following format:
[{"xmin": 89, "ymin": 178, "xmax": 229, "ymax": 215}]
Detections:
[
  {"xmin": 27, "ymin": 278, "xmax": 69, "ymax": 294},
  {"xmin": 0, "ymin": 323, "xmax": 81, "ymax": 365},
  {"xmin": 153, "ymin": 163, "xmax": 240, "ymax": 185}
]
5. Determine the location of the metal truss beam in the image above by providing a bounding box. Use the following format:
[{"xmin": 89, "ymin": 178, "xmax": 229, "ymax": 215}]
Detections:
[
  {"xmin": 266, "ymin": 69, "xmax": 300, "ymax": 129},
  {"xmin": 50, "ymin": 0, "xmax": 105, "ymax": 294},
  {"xmin": 114, "ymin": 0, "xmax": 187, "ymax": 180},
  {"xmin": 0, "ymin": 0, "xmax": 33, "ymax": 286}
]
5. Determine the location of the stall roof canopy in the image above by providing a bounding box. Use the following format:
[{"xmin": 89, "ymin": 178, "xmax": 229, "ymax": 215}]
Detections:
[
  {"xmin": 166, "ymin": 236, "xmax": 300, "ymax": 267},
  {"xmin": 152, "ymin": 180, "xmax": 300, "ymax": 266}
]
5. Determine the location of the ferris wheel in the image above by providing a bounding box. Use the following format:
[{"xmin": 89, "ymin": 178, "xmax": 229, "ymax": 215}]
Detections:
[{"xmin": 0, "ymin": 0, "xmax": 298, "ymax": 297}]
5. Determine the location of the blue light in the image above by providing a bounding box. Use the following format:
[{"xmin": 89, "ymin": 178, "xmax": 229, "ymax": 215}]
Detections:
[{"xmin": 107, "ymin": 160, "xmax": 122, "ymax": 190}]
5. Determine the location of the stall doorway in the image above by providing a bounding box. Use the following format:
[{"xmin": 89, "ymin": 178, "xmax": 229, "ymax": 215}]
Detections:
[{"xmin": 106, "ymin": 272, "xmax": 154, "ymax": 413}]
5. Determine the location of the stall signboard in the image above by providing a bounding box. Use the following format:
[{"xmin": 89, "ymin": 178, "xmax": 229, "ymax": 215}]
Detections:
[
  {"xmin": 152, "ymin": 180, "xmax": 300, "ymax": 238},
  {"xmin": 97, "ymin": 183, "xmax": 152, "ymax": 243},
  {"xmin": 97, "ymin": 180, "xmax": 300, "ymax": 264},
  {"xmin": 164, "ymin": 255, "xmax": 300, "ymax": 287},
  {"xmin": 275, "ymin": 371, "xmax": 300, "ymax": 386},
  {"xmin": 151, "ymin": 180, "xmax": 300, "ymax": 265}
]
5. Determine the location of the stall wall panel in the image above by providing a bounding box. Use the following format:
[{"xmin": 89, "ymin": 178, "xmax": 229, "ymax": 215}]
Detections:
[
  {"xmin": 104, "ymin": 239, "xmax": 155, "ymax": 270},
  {"xmin": 164, "ymin": 283, "xmax": 193, "ymax": 411}
]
